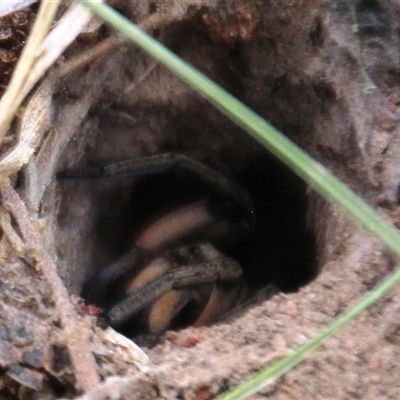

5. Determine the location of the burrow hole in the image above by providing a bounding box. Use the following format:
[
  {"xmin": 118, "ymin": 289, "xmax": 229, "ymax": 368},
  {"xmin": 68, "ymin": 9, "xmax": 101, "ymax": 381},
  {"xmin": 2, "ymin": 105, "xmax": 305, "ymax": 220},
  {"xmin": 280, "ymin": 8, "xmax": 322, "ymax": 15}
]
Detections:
[
  {"xmin": 56, "ymin": 11, "xmax": 321, "ymax": 339},
  {"xmin": 57, "ymin": 120, "xmax": 317, "ymax": 339}
]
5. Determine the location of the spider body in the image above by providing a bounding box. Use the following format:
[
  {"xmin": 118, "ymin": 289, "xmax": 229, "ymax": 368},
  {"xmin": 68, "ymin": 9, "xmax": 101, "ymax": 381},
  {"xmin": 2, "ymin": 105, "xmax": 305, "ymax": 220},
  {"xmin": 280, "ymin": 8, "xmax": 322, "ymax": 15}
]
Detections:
[{"xmin": 58, "ymin": 152, "xmax": 255, "ymax": 334}]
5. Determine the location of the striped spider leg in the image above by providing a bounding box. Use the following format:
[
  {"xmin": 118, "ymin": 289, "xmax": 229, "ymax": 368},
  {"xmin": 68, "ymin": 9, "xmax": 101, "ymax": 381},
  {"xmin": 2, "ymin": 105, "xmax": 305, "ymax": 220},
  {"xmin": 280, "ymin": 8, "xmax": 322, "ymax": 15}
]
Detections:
[{"xmin": 58, "ymin": 153, "xmax": 255, "ymax": 333}]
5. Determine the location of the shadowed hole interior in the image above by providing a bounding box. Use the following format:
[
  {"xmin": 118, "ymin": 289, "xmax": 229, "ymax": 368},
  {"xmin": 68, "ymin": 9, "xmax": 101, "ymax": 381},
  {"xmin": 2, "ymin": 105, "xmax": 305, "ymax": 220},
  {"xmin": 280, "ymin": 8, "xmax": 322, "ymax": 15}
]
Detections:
[
  {"xmin": 76, "ymin": 147, "xmax": 317, "ymax": 337},
  {"xmin": 54, "ymin": 5, "xmax": 324, "ymax": 339}
]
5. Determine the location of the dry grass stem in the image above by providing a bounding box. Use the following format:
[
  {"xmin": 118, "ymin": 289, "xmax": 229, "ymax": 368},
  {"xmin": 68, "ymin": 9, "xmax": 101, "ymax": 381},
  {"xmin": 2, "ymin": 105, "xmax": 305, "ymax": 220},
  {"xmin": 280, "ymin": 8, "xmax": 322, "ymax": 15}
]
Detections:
[
  {"xmin": 0, "ymin": 79, "xmax": 53, "ymax": 179},
  {"xmin": 0, "ymin": 0, "xmax": 61, "ymax": 140},
  {"xmin": 57, "ymin": 11, "xmax": 171, "ymax": 78},
  {"xmin": 0, "ymin": 2, "xmax": 93, "ymax": 142}
]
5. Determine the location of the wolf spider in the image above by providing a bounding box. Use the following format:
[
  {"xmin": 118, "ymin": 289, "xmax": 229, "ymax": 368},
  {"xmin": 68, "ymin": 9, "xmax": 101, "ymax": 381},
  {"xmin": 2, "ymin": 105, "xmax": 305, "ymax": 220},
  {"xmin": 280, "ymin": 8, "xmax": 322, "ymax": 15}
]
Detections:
[{"xmin": 58, "ymin": 152, "xmax": 255, "ymax": 334}]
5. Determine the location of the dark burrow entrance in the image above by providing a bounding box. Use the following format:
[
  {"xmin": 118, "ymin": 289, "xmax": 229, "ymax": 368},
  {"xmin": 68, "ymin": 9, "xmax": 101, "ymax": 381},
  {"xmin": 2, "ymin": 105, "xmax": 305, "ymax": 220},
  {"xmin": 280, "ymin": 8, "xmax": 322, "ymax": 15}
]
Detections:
[
  {"xmin": 54, "ymin": 2, "xmax": 326, "ymax": 340},
  {"xmin": 230, "ymin": 157, "xmax": 316, "ymax": 293},
  {"xmin": 57, "ymin": 123, "xmax": 317, "ymax": 339}
]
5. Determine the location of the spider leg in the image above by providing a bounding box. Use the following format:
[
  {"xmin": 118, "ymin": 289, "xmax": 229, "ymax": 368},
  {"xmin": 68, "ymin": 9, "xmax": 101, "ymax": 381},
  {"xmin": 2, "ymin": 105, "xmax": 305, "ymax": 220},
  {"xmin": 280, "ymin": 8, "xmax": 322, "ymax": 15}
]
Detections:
[
  {"xmin": 147, "ymin": 289, "xmax": 194, "ymax": 334},
  {"xmin": 59, "ymin": 153, "xmax": 254, "ymax": 332},
  {"xmin": 81, "ymin": 200, "xmax": 217, "ymax": 304},
  {"xmin": 81, "ymin": 248, "xmax": 141, "ymax": 305},
  {"xmin": 135, "ymin": 200, "xmax": 216, "ymax": 252},
  {"xmin": 107, "ymin": 257, "xmax": 243, "ymax": 327},
  {"xmin": 57, "ymin": 152, "xmax": 255, "ymax": 234},
  {"xmin": 193, "ymin": 284, "xmax": 242, "ymax": 327},
  {"xmin": 57, "ymin": 153, "xmax": 233, "ymax": 189}
]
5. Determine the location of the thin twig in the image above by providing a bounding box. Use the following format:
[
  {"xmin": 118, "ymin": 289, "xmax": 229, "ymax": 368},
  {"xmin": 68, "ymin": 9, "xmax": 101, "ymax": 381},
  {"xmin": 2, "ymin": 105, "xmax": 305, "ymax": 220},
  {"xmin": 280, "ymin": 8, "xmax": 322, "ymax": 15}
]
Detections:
[
  {"xmin": 0, "ymin": 209, "xmax": 26, "ymax": 258},
  {"xmin": 56, "ymin": 35, "xmax": 128, "ymax": 77},
  {"xmin": 0, "ymin": 180, "xmax": 100, "ymax": 392},
  {"xmin": 57, "ymin": 11, "xmax": 169, "ymax": 77},
  {"xmin": 0, "ymin": 78, "xmax": 53, "ymax": 179}
]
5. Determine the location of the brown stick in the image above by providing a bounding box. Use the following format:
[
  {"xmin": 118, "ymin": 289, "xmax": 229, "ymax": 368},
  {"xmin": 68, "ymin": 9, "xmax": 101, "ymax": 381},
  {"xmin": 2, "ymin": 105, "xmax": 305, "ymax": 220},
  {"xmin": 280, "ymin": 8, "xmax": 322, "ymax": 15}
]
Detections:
[{"xmin": 0, "ymin": 180, "xmax": 100, "ymax": 392}]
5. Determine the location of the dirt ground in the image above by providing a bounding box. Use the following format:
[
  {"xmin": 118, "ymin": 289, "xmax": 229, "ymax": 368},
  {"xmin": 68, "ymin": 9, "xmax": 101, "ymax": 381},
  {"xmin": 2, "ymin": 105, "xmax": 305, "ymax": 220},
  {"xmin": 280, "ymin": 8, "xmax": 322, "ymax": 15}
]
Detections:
[{"xmin": 2, "ymin": 0, "xmax": 400, "ymax": 398}]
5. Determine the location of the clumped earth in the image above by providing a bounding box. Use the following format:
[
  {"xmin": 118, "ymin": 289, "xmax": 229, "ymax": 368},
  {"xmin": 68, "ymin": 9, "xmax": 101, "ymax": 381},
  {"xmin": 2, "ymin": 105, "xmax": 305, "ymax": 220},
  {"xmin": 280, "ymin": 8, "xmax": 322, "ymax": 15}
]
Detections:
[{"xmin": 1, "ymin": 0, "xmax": 400, "ymax": 398}]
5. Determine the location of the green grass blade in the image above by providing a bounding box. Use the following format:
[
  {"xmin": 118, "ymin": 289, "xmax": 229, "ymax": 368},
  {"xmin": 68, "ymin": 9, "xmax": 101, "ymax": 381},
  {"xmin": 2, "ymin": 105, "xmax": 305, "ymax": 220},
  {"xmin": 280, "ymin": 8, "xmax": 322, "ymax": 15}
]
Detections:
[
  {"xmin": 217, "ymin": 264, "xmax": 400, "ymax": 399},
  {"xmin": 80, "ymin": 0, "xmax": 400, "ymax": 258}
]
